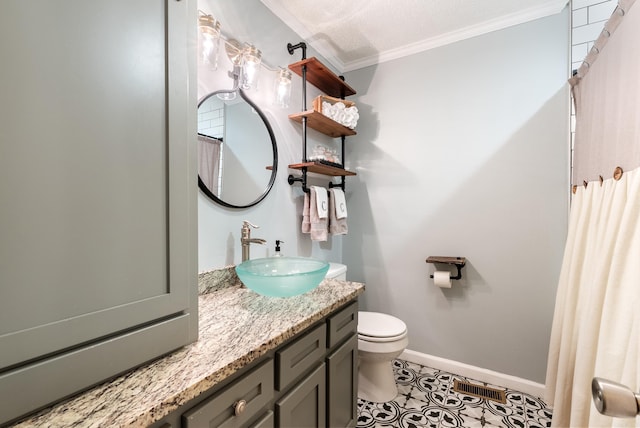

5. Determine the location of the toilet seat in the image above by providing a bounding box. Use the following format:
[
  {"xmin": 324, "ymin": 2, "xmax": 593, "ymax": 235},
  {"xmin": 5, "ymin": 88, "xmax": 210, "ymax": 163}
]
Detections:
[
  {"xmin": 359, "ymin": 330, "xmax": 408, "ymax": 343},
  {"xmin": 358, "ymin": 311, "xmax": 407, "ymax": 343}
]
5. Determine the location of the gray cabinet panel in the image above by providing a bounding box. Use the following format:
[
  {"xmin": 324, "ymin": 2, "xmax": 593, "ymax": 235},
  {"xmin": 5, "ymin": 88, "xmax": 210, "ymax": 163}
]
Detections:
[
  {"xmin": 327, "ymin": 302, "xmax": 358, "ymax": 348},
  {"xmin": 250, "ymin": 411, "xmax": 275, "ymax": 428},
  {"xmin": 276, "ymin": 363, "xmax": 326, "ymax": 428},
  {"xmin": 182, "ymin": 359, "xmax": 274, "ymax": 428},
  {"xmin": 0, "ymin": 314, "xmax": 190, "ymax": 424},
  {"xmin": 0, "ymin": 0, "xmax": 197, "ymax": 424},
  {"xmin": 327, "ymin": 334, "xmax": 358, "ymax": 428},
  {"xmin": 276, "ymin": 324, "xmax": 326, "ymax": 391}
]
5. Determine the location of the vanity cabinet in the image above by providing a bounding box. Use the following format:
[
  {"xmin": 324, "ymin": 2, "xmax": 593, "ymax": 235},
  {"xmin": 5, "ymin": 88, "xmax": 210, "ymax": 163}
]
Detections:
[
  {"xmin": 149, "ymin": 300, "xmax": 358, "ymax": 428},
  {"xmin": 0, "ymin": 0, "xmax": 197, "ymax": 424}
]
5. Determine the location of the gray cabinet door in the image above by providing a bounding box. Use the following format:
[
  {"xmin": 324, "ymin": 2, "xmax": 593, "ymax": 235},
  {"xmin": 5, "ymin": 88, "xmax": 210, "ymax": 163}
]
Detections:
[
  {"xmin": 0, "ymin": 0, "xmax": 197, "ymax": 424},
  {"xmin": 276, "ymin": 324, "xmax": 326, "ymax": 390},
  {"xmin": 276, "ymin": 363, "xmax": 326, "ymax": 428},
  {"xmin": 327, "ymin": 334, "xmax": 358, "ymax": 428}
]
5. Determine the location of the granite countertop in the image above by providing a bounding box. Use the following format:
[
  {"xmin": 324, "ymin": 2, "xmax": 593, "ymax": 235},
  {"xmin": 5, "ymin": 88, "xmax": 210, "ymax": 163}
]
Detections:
[{"xmin": 13, "ymin": 276, "xmax": 364, "ymax": 427}]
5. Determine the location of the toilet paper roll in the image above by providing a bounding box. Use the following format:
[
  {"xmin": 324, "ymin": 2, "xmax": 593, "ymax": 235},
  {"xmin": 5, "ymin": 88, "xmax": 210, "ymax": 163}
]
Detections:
[{"xmin": 433, "ymin": 270, "xmax": 452, "ymax": 288}]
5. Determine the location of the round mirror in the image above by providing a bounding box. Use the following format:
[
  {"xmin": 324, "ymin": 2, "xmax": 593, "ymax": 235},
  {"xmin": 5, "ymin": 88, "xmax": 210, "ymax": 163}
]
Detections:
[{"xmin": 197, "ymin": 88, "xmax": 278, "ymax": 208}]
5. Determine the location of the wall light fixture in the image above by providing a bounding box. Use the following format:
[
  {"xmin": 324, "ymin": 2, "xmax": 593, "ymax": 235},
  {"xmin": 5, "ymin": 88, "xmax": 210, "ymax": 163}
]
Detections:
[
  {"xmin": 198, "ymin": 12, "xmax": 290, "ymax": 108},
  {"xmin": 240, "ymin": 44, "xmax": 262, "ymax": 90},
  {"xmin": 197, "ymin": 12, "xmax": 221, "ymax": 70},
  {"xmin": 273, "ymin": 68, "xmax": 292, "ymax": 108}
]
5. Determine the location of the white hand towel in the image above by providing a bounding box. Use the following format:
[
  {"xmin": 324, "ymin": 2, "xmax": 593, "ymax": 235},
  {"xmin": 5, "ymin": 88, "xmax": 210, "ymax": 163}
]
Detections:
[
  {"xmin": 309, "ymin": 187, "xmax": 328, "ymax": 241},
  {"xmin": 301, "ymin": 192, "xmax": 311, "ymax": 234},
  {"xmin": 312, "ymin": 186, "xmax": 328, "ymax": 219},
  {"xmin": 331, "ymin": 188, "xmax": 347, "ymax": 219},
  {"xmin": 329, "ymin": 188, "xmax": 348, "ymax": 235}
]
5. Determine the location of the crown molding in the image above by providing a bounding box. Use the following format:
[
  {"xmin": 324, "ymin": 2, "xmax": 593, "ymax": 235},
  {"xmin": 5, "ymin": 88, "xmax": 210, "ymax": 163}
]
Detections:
[{"xmin": 262, "ymin": 0, "xmax": 569, "ymax": 73}]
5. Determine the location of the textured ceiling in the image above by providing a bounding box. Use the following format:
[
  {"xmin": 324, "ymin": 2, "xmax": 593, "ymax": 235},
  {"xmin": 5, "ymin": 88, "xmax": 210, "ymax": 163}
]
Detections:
[{"xmin": 261, "ymin": 0, "xmax": 569, "ymax": 72}]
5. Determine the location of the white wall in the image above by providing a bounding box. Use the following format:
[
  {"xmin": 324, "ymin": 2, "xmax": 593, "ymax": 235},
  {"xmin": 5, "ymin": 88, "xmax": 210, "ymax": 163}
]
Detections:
[
  {"xmin": 571, "ymin": 0, "xmax": 618, "ymax": 70},
  {"xmin": 197, "ymin": 0, "xmax": 345, "ymax": 271},
  {"xmin": 343, "ymin": 10, "xmax": 571, "ymax": 383}
]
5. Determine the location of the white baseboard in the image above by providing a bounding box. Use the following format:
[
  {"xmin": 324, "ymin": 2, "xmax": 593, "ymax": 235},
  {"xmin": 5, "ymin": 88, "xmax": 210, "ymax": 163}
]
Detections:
[{"xmin": 399, "ymin": 349, "xmax": 546, "ymax": 399}]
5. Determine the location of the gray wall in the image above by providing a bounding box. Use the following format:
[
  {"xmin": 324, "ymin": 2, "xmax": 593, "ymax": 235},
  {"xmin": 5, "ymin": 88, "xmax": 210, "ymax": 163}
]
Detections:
[
  {"xmin": 343, "ymin": 10, "xmax": 570, "ymax": 383},
  {"xmin": 201, "ymin": 1, "xmax": 570, "ymax": 383}
]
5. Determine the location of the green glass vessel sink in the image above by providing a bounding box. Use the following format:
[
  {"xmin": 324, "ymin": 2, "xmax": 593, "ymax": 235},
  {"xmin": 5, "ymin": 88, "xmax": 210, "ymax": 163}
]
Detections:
[{"xmin": 235, "ymin": 257, "xmax": 330, "ymax": 297}]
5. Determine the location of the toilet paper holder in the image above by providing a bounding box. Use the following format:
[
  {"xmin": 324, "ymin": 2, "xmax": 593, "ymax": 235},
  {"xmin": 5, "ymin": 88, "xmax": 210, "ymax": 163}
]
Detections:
[{"xmin": 426, "ymin": 256, "xmax": 466, "ymax": 280}]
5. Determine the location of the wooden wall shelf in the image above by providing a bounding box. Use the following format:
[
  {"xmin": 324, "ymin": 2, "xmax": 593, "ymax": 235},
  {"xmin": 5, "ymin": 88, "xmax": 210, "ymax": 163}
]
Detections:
[
  {"xmin": 426, "ymin": 256, "xmax": 466, "ymax": 266},
  {"xmin": 288, "ymin": 162, "xmax": 357, "ymax": 177},
  {"xmin": 286, "ymin": 49, "xmax": 357, "ymax": 193},
  {"xmin": 289, "ymin": 111, "xmax": 357, "ymax": 138},
  {"xmin": 289, "ymin": 57, "xmax": 356, "ymax": 98}
]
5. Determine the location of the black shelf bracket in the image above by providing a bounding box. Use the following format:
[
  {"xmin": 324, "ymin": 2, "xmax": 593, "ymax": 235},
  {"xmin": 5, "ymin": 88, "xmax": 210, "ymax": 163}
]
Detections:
[
  {"xmin": 287, "ymin": 42, "xmax": 307, "ymax": 60},
  {"xmin": 328, "ymin": 176, "xmax": 345, "ymax": 191},
  {"xmin": 288, "ymin": 168, "xmax": 310, "ymax": 193}
]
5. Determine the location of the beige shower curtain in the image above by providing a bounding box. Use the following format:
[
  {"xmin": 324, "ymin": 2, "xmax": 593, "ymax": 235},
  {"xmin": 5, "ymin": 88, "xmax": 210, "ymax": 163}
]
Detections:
[
  {"xmin": 198, "ymin": 134, "xmax": 222, "ymax": 194},
  {"xmin": 545, "ymin": 1, "xmax": 640, "ymax": 427},
  {"xmin": 545, "ymin": 170, "xmax": 640, "ymax": 427}
]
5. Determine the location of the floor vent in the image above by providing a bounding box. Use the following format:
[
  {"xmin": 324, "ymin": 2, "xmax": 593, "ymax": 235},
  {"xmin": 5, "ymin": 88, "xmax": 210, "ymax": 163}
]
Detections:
[{"xmin": 453, "ymin": 379, "xmax": 506, "ymax": 404}]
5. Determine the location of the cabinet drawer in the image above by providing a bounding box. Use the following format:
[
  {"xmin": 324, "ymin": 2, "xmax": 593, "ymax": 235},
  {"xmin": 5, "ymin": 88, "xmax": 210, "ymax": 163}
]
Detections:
[
  {"xmin": 276, "ymin": 323, "xmax": 326, "ymax": 391},
  {"xmin": 182, "ymin": 359, "xmax": 274, "ymax": 428},
  {"xmin": 327, "ymin": 301, "xmax": 358, "ymax": 349}
]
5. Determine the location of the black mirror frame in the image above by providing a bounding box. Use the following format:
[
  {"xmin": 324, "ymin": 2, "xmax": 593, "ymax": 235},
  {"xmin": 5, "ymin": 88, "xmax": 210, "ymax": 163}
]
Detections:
[{"xmin": 197, "ymin": 88, "xmax": 278, "ymax": 209}]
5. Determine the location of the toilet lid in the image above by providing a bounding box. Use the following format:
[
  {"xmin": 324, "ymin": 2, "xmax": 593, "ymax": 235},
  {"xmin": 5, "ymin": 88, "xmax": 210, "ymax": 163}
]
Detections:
[{"xmin": 358, "ymin": 311, "xmax": 407, "ymax": 338}]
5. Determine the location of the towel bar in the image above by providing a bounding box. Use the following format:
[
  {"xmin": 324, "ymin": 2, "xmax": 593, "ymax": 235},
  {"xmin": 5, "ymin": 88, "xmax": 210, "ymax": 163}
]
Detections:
[{"xmin": 288, "ymin": 172, "xmax": 345, "ymax": 193}]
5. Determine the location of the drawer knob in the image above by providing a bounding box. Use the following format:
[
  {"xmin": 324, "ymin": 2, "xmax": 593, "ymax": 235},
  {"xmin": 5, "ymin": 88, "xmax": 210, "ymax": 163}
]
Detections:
[{"xmin": 234, "ymin": 399, "xmax": 247, "ymax": 416}]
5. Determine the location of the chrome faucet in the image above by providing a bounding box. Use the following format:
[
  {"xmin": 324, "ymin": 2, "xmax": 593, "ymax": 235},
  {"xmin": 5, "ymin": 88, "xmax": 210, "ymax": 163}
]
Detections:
[{"xmin": 241, "ymin": 221, "xmax": 266, "ymax": 262}]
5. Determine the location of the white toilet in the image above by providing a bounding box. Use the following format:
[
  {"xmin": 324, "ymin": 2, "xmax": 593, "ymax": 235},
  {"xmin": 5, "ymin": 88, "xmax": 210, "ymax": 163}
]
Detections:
[
  {"xmin": 324, "ymin": 264, "xmax": 409, "ymax": 403},
  {"xmin": 326, "ymin": 262, "xmax": 347, "ymax": 281},
  {"xmin": 357, "ymin": 311, "xmax": 408, "ymax": 402}
]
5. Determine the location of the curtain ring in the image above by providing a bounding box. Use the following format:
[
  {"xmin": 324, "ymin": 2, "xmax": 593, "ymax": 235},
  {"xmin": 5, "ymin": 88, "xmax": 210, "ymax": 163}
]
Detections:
[
  {"xmin": 613, "ymin": 166, "xmax": 623, "ymax": 181},
  {"xmin": 599, "ymin": 175, "xmax": 604, "ymax": 186},
  {"xmin": 572, "ymin": 185, "xmax": 577, "ymax": 194},
  {"xmin": 583, "ymin": 180, "xmax": 588, "ymax": 189}
]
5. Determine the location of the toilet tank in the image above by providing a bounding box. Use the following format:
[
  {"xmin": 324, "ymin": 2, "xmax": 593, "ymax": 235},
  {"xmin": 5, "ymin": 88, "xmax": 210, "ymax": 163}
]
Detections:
[{"xmin": 326, "ymin": 263, "xmax": 347, "ymax": 280}]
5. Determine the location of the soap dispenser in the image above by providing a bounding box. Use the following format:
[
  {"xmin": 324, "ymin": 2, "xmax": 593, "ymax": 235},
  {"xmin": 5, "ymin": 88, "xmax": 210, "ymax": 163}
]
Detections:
[{"xmin": 274, "ymin": 240, "xmax": 284, "ymax": 257}]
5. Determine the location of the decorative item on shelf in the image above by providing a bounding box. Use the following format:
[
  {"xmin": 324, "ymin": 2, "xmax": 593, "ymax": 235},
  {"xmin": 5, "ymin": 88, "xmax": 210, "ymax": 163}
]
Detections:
[
  {"xmin": 314, "ymin": 95, "xmax": 359, "ymax": 129},
  {"xmin": 197, "ymin": 12, "xmax": 221, "ymax": 70},
  {"xmin": 308, "ymin": 145, "xmax": 341, "ymax": 165}
]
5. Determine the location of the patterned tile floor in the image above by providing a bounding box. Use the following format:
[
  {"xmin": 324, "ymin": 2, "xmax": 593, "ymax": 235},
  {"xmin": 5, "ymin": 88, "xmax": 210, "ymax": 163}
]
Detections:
[{"xmin": 356, "ymin": 359, "xmax": 553, "ymax": 428}]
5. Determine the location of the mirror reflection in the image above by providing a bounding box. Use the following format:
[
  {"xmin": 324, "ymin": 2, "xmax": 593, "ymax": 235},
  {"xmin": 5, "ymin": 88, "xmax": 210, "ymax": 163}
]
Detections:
[{"xmin": 197, "ymin": 89, "xmax": 277, "ymax": 208}]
